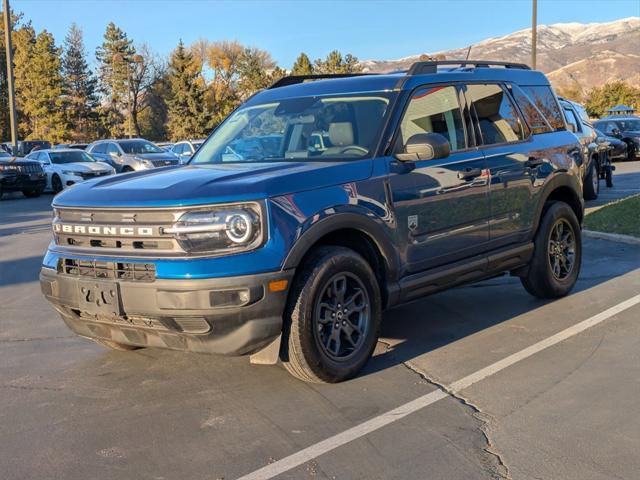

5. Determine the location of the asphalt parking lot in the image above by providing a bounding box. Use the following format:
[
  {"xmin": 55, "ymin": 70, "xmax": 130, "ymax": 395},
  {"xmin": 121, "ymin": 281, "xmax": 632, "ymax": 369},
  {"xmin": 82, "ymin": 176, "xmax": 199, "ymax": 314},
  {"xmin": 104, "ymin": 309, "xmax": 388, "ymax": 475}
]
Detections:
[{"xmin": 1, "ymin": 163, "xmax": 639, "ymax": 480}]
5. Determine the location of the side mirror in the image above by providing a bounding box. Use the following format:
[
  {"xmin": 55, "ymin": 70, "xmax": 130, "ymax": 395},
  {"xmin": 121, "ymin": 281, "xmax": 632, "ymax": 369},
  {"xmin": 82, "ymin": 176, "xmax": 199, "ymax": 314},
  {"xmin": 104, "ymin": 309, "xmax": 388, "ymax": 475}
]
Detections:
[
  {"xmin": 395, "ymin": 133, "xmax": 450, "ymax": 162},
  {"xmin": 567, "ymin": 123, "xmax": 577, "ymax": 133},
  {"xmin": 611, "ymin": 128, "xmax": 621, "ymax": 137}
]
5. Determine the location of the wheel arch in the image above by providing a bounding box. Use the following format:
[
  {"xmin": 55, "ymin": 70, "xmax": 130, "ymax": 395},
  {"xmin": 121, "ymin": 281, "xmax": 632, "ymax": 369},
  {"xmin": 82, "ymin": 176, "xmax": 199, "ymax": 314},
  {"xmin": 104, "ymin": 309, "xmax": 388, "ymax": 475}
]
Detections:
[{"xmin": 536, "ymin": 174, "xmax": 584, "ymax": 227}]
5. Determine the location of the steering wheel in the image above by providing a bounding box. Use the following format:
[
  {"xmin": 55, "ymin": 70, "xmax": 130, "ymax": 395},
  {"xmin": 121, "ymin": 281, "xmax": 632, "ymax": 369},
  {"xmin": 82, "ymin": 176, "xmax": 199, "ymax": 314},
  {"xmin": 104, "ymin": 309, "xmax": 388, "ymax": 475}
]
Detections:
[{"xmin": 339, "ymin": 145, "xmax": 368, "ymax": 156}]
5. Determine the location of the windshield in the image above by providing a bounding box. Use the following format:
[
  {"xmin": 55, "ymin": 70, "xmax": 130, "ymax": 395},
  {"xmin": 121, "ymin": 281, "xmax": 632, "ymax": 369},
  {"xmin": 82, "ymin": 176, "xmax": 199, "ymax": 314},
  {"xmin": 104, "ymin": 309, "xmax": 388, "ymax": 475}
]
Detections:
[
  {"xmin": 49, "ymin": 151, "xmax": 96, "ymax": 164},
  {"xmin": 0, "ymin": 151, "xmax": 11, "ymax": 158},
  {"xmin": 613, "ymin": 119, "xmax": 640, "ymax": 131},
  {"xmin": 191, "ymin": 93, "xmax": 394, "ymax": 164},
  {"xmin": 118, "ymin": 140, "xmax": 164, "ymax": 154}
]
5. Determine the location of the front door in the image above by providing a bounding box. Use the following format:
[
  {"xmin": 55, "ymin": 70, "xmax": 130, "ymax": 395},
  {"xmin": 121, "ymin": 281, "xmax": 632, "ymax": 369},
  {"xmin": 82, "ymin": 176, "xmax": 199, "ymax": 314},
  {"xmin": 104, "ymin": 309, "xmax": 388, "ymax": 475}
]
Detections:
[{"xmin": 387, "ymin": 84, "xmax": 490, "ymax": 275}]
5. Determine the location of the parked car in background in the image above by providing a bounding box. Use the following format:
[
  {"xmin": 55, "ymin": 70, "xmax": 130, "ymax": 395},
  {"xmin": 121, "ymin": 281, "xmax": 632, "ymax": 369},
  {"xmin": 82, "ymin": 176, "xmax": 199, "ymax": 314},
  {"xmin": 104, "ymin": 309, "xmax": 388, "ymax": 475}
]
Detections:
[
  {"xmin": 27, "ymin": 149, "xmax": 115, "ymax": 193},
  {"xmin": 86, "ymin": 139, "xmax": 181, "ymax": 173},
  {"xmin": 594, "ymin": 129, "xmax": 628, "ymax": 162},
  {"xmin": 593, "ymin": 116, "xmax": 640, "ymax": 161},
  {"xmin": 156, "ymin": 142, "xmax": 175, "ymax": 152},
  {"xmin": 41, "ymin": 60, "xmax": 586, "ymax": 383},
  {"xmin": 170, "ymin": 139, "xmax": 205, "ymax": 163},
  {"xmin": 53, "ymin": 143, "xmax": 90, "ymax": 150},
  {"xmin": 559, "ymin": 98, "xmax": 610, "ymax": 197},
  {"xmin": 0, "ymin": 151, "xmax": 47, "ymax": 198}
]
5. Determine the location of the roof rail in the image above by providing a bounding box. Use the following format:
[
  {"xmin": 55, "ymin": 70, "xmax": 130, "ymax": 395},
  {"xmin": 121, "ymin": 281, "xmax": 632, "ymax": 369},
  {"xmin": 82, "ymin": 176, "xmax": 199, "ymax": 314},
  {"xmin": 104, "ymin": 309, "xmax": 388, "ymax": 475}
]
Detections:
[
  {"xmin": 407, "ymin": 60, "xmax": 531, "ymax": 75},
  {"xmin": 269, "ymin": 73, "xmax": 376, "ymax": 89}
]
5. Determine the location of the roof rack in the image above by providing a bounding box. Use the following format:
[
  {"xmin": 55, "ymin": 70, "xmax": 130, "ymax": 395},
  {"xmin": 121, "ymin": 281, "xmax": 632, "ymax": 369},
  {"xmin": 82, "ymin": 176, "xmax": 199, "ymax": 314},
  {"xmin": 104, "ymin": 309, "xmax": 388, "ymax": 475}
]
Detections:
[
  {"xmin": 407, "ymin": 60, "xmax": 531, "ymax": 75},
  {"xmin": 269, "ymin": 73, "xmax": 376, "ymax": 89}
]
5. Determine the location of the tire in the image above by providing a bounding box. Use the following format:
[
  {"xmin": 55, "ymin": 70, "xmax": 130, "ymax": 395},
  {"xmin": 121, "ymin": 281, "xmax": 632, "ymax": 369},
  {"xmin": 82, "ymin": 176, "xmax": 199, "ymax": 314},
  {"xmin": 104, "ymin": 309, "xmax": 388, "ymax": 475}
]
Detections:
[
  {"xmin": 51, "ymin": 174, "xmax": 63, "ymax": 193},
  {"xmin": 21, "ymin": 188, "xmax": 42, "ymax": 198},
  {"xmin": 605, "ymin": 163, "xmax": 613, "ymax": 188},
  {"xmin": 626, "ymin": 141, "xmax": 636, "ymax": 161},
  {"xmin": 280, "ymin": 246, "xmax": 382, "ymax": 383},
  {"xmin": 122, "ymin": 166, "xmax": 134, "ymax": 173},
  {"xmin": 93, "ymin": 338, "xmax": 142, "ymax": 351},
  {"xmin": 520, "ymin": 202, "xmax": 581, "ymax": 299},
  {"xmin": 583, "ymin": 160, "xmax": 599, "ymax": 200}
]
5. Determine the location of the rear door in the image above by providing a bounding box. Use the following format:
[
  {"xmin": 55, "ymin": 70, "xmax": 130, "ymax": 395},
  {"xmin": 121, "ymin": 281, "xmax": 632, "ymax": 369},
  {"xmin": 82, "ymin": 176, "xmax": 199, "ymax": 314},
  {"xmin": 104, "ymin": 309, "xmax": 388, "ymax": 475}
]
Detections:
[
  {"xmin": 464, "ymin": 83, "xmax": 538, "ymax": 248},
  {"xmin": 387, "ymin": 84, "xmax": 490, "ymax": 275}
]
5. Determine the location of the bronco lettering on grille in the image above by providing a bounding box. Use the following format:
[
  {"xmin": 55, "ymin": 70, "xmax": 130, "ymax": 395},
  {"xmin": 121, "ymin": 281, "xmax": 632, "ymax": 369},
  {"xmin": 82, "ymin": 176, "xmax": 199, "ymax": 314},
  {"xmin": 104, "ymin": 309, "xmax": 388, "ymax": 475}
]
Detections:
[{"xmin": 53, "ymin": 224, "xmax": 155, "ymax": 236}]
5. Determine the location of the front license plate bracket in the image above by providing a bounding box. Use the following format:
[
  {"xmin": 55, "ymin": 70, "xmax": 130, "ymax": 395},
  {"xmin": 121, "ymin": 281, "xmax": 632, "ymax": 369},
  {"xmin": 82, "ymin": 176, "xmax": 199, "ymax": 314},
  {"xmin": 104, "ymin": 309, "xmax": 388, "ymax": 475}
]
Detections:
[{"xmin": 77, "ymin": 280, "xmax": 122, "ymax": 317}]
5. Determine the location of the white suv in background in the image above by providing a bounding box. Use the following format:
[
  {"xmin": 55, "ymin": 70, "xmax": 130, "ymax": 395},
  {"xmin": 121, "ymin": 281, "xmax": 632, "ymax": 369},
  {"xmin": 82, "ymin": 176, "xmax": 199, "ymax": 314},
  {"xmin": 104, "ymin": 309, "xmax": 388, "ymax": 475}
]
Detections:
[{"xmin": 170, "ymin": 140, "xmax": 205, "ymax": 163}]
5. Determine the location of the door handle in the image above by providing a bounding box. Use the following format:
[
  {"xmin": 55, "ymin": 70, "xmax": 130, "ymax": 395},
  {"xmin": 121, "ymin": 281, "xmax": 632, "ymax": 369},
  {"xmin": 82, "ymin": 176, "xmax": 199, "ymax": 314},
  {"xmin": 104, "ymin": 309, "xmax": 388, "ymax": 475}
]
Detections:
[
  {"xmin": 525, "ymin": 157, "xmax": 544, "ymax": 168},
  {"xmin": 457, "ymin": 167, "xmax": 483, "ymax": 180}
]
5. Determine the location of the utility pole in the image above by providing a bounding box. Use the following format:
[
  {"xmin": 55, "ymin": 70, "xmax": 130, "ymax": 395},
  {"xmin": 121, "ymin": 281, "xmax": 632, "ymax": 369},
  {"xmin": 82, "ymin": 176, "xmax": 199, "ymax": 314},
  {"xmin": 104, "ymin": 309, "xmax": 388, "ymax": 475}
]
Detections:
[
  {"xmin": 531, "ymin": 0, "xmax": 538, "ymax": 69},
  {"xmin": 2, "ymin": 0, "xmax": 18, "ymax": 153}
]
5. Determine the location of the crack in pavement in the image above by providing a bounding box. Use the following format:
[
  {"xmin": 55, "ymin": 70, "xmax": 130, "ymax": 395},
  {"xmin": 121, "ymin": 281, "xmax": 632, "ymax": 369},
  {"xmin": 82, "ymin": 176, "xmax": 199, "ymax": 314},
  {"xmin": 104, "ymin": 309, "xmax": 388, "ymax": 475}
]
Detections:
[{"xmin": 378, "ymin": 340, "xmax": 511, "ymax": 479}]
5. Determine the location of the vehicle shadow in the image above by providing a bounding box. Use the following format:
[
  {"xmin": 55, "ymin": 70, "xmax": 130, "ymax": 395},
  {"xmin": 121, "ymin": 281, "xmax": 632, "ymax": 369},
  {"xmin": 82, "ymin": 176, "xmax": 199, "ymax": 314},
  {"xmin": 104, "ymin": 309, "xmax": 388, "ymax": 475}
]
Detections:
[
  {"xmin": 0, "ymin": 255, "xmax": 47, "ymax": 287},
  {"xmin": 362, "ymin": 237, "xmax": 640, "ymax": 378}
]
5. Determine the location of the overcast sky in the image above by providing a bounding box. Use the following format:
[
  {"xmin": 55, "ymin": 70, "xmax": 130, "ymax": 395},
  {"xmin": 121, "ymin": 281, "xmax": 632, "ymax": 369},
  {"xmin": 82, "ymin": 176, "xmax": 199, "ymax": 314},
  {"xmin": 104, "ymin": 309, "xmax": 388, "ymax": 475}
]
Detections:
[{"xmin": 9, "ymin": 0, "xmax": 640, "ymax": 66}]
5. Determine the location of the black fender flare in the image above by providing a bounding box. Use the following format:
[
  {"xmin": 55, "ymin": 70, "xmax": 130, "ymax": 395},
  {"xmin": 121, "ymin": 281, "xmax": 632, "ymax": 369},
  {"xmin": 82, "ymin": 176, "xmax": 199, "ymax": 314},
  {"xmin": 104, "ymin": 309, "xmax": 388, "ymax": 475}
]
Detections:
[
  {"xmin": 533, "ymin": 172, "xmax": 584, "ymax": 229},
  {"xmin": 282, "ymin": 211, "xmax": 401, "ymax": 285}
]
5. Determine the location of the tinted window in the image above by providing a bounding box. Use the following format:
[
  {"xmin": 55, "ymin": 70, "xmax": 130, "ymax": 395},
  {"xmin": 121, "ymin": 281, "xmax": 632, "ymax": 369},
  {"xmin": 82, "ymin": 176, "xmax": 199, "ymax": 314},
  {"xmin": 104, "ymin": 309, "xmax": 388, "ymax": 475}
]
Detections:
[
  {"xmin": 563, "ymin": 107, "xmax": 580, "ymax": 133},
  {"xmin": 107, "ymin": 143, "xmax": 121, "ymax": 155},
  {"xmin": 467, "ymin": 84, "xmax": 524, "ymax": 145},
  {"xmin": 508, "ymin": 84, "xmax": 551, "ymax": 134},
  {"xmin": 520, "ymin": 86, "xmax": 565, "ymax": 131},
  {"xmin": 398, "ymin": 85, "xmax": 466, "ymax": 151},
  {"xmin": 49, "ymin": 151, "xmax": 96, "ymax": 164},
  {"xmin": 118, "ymin": 140, "xmax": 163, "ymax": 154},
  {"xmin": 91, "ymin": 143, "xmax": 106, "ymax": 154},
  {"xmin": 172, "ymin": 144, "xmax": 183, "ymax": 154}
]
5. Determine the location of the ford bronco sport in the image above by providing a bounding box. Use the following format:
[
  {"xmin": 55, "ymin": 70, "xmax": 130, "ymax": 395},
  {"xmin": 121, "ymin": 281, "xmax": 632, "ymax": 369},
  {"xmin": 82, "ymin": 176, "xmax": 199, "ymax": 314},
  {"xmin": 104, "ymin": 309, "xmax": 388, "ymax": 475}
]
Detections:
[{"xmin": 41, "ymin": 60, "xmax": 584, "ymax": 383}]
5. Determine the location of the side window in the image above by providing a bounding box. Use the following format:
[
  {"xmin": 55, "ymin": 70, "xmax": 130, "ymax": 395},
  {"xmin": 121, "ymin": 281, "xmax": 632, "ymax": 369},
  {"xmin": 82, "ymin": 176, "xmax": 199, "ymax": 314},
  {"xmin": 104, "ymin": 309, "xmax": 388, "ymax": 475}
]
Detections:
[
  {"xmin": 92, "ymin": 143, "xmax": 105, "ymax": 154},
  {"xmin": 466, "ymin": 84, "xmax": 525, "ymax": 145},
  {"xmin": 563, "ymin": 107, "xmax": 581, "ymax": 133},
  {"xmin": 520, "ymin": 86, "xmax": 565, "ymax": 131},
  {"xmin": 107, "ymin": 143, "xmax": 120, "ymax": 155},
  {"xmin": 508, "ymin": 84, "xmax": 552, "ymax": 134},
  {"xmin": 398, "ymin": 85, "xmax": 466, "ymax": 152}
]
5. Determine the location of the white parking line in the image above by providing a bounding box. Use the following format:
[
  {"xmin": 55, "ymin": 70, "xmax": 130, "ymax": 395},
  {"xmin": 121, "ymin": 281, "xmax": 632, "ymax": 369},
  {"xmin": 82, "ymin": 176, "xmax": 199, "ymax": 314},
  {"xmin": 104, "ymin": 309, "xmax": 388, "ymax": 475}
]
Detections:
[{"xmin": 237, "ymin": 293, "xmax": 640, "ymax": 480}]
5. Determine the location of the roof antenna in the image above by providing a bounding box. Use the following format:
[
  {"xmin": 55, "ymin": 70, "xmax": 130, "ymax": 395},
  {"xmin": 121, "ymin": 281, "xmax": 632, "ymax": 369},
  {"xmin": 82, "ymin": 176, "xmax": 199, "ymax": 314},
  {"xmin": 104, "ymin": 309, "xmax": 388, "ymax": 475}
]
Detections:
[{"xmin": 465, "ymin": 45, "xmax": 472, "ymax": 60}]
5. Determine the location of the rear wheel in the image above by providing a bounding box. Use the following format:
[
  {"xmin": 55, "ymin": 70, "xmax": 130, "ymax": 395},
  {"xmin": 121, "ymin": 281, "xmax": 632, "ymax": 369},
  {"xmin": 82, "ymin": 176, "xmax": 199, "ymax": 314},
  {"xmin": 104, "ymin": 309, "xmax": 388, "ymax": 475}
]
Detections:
[
  {"xmin": 521, "ymin": 202, "xmax": 581, "ymax": 299},
  {"xmin": 51, "ymin": 174, "xmax": 63, "ymax": 193},
  {"xmin": 583, "ymin": 160, "xmax": 599, "ymax": 200},
  {"xmin": 605, "ymin": 163, "xmax": 613, "ymax": 188},
  {"xmin": 93, "ymin": 338, "xmax": 142, "ymax": 351},
  {"xmin": 626, "ymin": 141, "xmax": 637, "ymax": 161},
  {"xmin": 280, "ymin": 246, "xmax": 382, "ymax": 383}
]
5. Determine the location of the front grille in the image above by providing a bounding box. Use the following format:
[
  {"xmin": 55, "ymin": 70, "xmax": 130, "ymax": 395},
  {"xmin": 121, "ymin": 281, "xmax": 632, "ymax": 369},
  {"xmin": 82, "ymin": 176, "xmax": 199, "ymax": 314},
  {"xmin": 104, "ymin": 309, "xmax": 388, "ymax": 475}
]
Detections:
[
  {"xmin": 79, "ymin": 171, "xmax": 111, "ymax": 179},
  {"xmin": 53, "ymin": 207, "xmax": 183, "ymax": 255},
  {"xmin": 152, "ymin": 159, "xmax": 178, "ymax": 167},
  {"xmin": 58, "ymin": 258, "xmax": 156, "ymax": 282},
  {"xmin": 17, "ymin": 163, "xmax": 43, "ymax": 173}
]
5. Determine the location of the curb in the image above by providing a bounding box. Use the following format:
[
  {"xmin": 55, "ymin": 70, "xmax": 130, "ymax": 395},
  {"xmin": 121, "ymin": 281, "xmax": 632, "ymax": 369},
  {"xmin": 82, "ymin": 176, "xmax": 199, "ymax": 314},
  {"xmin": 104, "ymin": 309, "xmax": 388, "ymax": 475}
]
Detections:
[{"xmin": 583, "ymin": 229, "xmax": 640, "ymax": 246}]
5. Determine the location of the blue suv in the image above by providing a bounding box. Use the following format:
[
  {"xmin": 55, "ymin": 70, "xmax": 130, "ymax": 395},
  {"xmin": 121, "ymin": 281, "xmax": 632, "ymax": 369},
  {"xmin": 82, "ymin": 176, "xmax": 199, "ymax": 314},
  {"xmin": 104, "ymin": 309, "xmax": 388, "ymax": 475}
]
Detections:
[{"xmin": 40, "ymin": 61, "xmax": 584, "ymax": 383}]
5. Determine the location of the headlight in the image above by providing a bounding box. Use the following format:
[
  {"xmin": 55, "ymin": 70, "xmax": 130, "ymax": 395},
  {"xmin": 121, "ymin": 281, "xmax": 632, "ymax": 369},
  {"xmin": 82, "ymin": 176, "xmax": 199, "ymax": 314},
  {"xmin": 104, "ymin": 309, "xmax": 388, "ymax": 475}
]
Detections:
[
  {"xmin": 62, "ymin": 170, "xmax": 81, "ymax": 176},
  {"xmin": 164, "ymin": 203, "xmax": 264, "ymax": 254},
  {"xmin": 0, "ymin": 164, "xmax": 19, "ymax": 171}
]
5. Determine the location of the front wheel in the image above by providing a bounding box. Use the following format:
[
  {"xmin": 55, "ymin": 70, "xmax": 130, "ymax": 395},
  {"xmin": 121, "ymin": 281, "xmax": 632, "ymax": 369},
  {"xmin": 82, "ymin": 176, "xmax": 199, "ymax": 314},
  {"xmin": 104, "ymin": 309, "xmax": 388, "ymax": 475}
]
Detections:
[
  {"xmin": 51, "ymin": 174, "xmax": 63, "ymax": 193},
  {"xmin": 281, "ymin": 246, "xmax": 382, "ymax": 383},
  {"xmin": 521, "ymin": 202, "xmax": 581, "ymax": 299}
]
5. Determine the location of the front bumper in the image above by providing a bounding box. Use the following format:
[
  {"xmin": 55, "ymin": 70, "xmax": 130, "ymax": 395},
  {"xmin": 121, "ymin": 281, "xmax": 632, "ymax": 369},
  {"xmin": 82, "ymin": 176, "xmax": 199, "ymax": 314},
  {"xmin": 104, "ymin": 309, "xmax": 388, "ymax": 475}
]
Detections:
[
  {"xmin": 0, "ymin": 172, "xmax": 46, "ymax": 192},
  {"xmin": 40, "ymin": 267, "xmax": 294, "ymax": 356}
]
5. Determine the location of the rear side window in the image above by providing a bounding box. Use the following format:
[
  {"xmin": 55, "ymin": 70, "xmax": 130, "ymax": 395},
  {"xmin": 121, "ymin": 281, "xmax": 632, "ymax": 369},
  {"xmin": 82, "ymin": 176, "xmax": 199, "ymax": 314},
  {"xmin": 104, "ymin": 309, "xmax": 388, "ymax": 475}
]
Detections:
[
  {"xmin": 398, "ymin": 85, "xmax": 466, "ymax": 152},
  {"xmin": 520, "ymin": 86, "xmax": 565, "ymax": 131},
  {"xmin": 563, "ymin": 106, "xmax": 581, "ymax": 133},
  {"xmin": 107, "ymin": 143, "xmax": 121, "ymax": 155},
  {"xmin": 508, "ymin": 84, "xmax": 552, "ymax": 134},
  {"xmin": 466, "ymin": 84, "xmax": 525, "ymax": 145}
]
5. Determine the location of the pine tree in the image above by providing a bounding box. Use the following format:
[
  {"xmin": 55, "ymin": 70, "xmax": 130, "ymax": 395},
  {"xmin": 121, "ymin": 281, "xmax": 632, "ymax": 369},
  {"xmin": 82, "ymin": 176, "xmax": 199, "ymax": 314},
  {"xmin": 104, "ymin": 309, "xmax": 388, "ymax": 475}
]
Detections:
[
  {"xmin": 62, "ymin": 23, "xmax": 98, "ymax": 141},
  {"xmin": 11, "ymin": 21, "xmax": 36, "ymax": 138},
  {"xmin": 95, "ymin": 22, "xmax": 134, "ymax": 136},
  {"xmin": 291, "ymin": 53, "xmax": 314, "ymax": 75},
  {"xmin": 166, "ymin": 40, "xmax": 210, "ymax": 140},
  {"xmin": 314, "ymin": 50, "xmax": 362, "ymax": 74},
  {"xmin": 19, "ymin": 30, "xmax": 68, "ymax": 142}
]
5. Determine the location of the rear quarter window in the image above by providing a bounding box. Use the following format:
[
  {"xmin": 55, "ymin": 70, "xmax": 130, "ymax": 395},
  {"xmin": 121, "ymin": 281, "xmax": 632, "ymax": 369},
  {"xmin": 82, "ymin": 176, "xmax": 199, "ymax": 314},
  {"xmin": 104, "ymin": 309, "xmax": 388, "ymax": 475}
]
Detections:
[{"xmin": 520, "ymin": 86, "xmax": 565, "ymax": 131}]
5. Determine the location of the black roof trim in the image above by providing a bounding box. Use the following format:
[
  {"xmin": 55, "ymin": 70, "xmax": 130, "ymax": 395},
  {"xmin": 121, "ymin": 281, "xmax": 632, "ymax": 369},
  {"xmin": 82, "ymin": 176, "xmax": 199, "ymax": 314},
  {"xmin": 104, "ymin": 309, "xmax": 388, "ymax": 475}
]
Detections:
[{"xmin": 407, "ymin": 60, "xmax": 531, "ymax": 75}]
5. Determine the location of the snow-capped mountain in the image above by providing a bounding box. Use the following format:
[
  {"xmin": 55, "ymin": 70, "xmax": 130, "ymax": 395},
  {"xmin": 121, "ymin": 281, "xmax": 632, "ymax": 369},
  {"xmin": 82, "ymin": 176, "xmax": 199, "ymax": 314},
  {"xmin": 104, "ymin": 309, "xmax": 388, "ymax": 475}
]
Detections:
[{"xmin": 361, "ymin": 17, "xmax": 640, "ymax": 94}]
